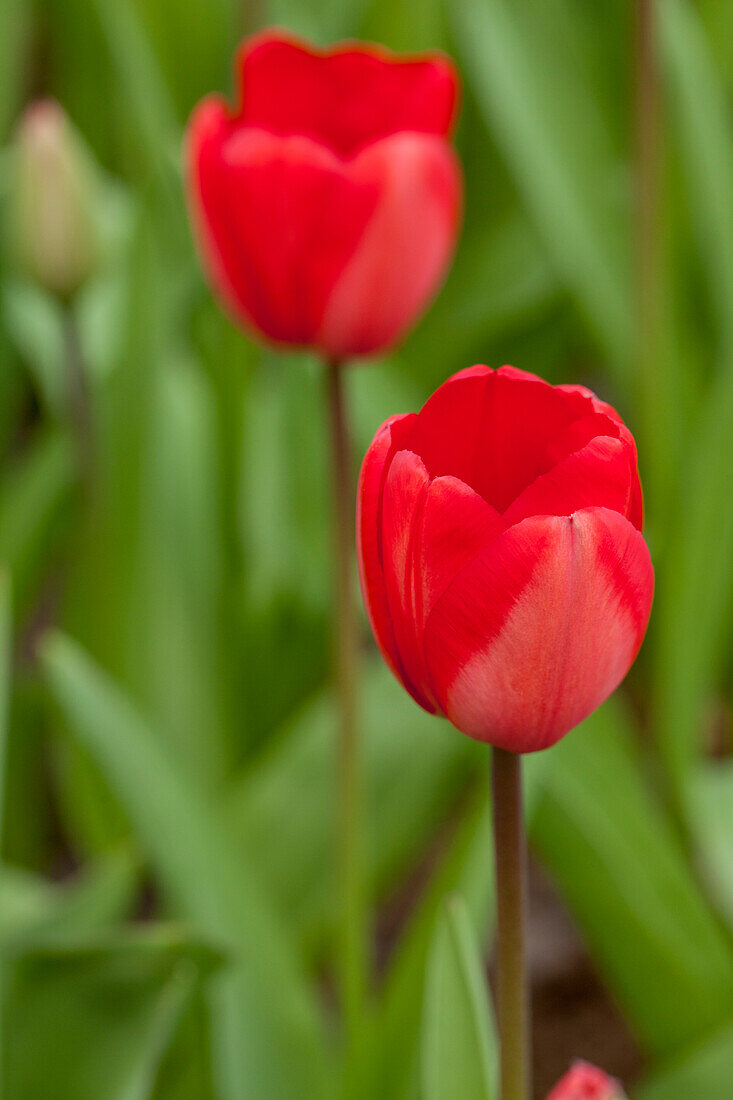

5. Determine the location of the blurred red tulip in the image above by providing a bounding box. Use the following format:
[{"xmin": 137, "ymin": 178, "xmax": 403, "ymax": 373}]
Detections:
[
  {"xmin": 357, "ymin": 365, "xmax": 653, "ymax": 752},
  {"xmin": 186, "ymin": 30, "xmax": 462, "ymax": 358},
  {"xmin": 546, "ymin": 1061, "xmax": 626, "ymax": 1099}
]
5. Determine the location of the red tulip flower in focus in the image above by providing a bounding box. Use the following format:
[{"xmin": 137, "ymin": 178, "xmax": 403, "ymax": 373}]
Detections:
[
  {"xmin": 546, "ymin": 1061, "xmax": 626, "ymax": 1099},
  {"xmin": 186, "ymin": 30, "xmax": 462, "ymax": 358},
  {"xmin": 357, "ymin": 365, "xmax": 654, "ymax": 753}
]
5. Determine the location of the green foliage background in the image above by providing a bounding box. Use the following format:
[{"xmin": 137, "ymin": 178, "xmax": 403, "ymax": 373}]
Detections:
[{"xmin": 1, "ymin": 0, "xmax": 733, "ymax": 1096}]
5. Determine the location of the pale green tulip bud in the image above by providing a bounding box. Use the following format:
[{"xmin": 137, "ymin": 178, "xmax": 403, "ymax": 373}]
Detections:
[{"xmin": 10, "ymin": 100, "xmax": 101, "ymax": 299}]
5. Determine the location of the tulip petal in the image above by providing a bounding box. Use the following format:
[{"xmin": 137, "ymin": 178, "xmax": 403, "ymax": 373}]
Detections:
[
  {"xmin": 423, "ymin": 507, "xmax": 653, "ymax": 752},
  {"xmin": 503, "ymin": 436, "xmax": 638, "ymax": 525},
  {"xmin": 547, "ymin": 404, "xmax": 643, "ymax": 529},
  {"xmin": 318, "ymin": 134, "xmax": 461, "ymax": 356},
  {"xmin": 415, "ymin": 475, "xmax": 507, "ymax": 629},
  {"xmin": 546, "ymin": 1061, "xmax": 624, "ymax": 1100},
  {"xmin": 237, "ymin": 31, "xmax": 458, "ymax": 158},
  {"xmin": 545, "ymin": 411, "xmax": 623, "ymax": 463},
  {"xmin": 408, "ymin": 365, "xmax": 603, "ymax": 512},
  {"xmin": 356, "ymin": 414, "xmax": 418, "ymax": 697},
  {"xmin": 380, "ymin": 450, "xmax": 435, "ymax": 710},
  {"xmin": 187, "ymin": 111, "xmax": 380, "ymax": 344}
]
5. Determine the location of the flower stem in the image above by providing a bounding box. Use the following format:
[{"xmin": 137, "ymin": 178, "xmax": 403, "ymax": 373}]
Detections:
[
  {"xmin": 492, "ymin": 747, "xmax": 531, "ymax": 1100},
  {"xmin": 324, "ymin": 358, "xmax": 367, "ymax": 1068},
  {"xmin": 63, "ymin": 307, "xmax": 92, "ymax": 481}
]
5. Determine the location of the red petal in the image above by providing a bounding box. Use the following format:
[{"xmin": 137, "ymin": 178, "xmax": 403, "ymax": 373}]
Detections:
[
  {"xmin": 356, "ymin": 414, "xmax": 418, "ymax": 697},
  {"xmin": 318, "ymin": 133, "xmax": 461, "ymax": 356},
  {"xmin": 236, "ymin": 31, "xmax": 458, "ymax": 158},
  {"xmin": 186, "ymin": 111, "xmax": 378, "ymax": 345},
  {"xmin": 555, "ymin": 386, "xmax": 642, "ymax": 528},
  {"xmin": 503, "ymin": 436, "xmax": 639, "ymax": 525},
  {"xmin": 545, "ymin": 412, "xmax": 623, "ymax": 463},
  {"xmin": 414, "ymin": 475, "xmax": 507, "ymax": 630},
  {"xmin": 423, "ymin": 508, "xmax": 653, "ymax": 751},
  {"xmin": 546, "ymin": 1061, "xmax": 623, "ymax": 1100},
  {"xmin": 380, "ymin": 450, "xmax": 435, "ymax": 711},
  {"xmin": 409, "ymin": 366, "xmax": 591, "ymax": 512}
]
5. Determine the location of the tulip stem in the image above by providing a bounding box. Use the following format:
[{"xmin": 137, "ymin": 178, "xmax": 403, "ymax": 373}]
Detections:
[
  {"xmin": 492, "ymin": 747, "xmax": 531, "ymax": 1100},
  {"xmin": 63, "ymin": 307, "xmax": 92, "ymax": 482},
  {"xmin": 324, "ymin": 358, "xmax": 367, "ymax": 1067}
]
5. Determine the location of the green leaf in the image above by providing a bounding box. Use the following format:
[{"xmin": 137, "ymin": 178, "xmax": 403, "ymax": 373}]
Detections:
[
  {"xmin": 652, "ymin": 0, "xmax": 733, "ymax": 804},
  {"xmin": 41, "ymin": 633, "xmax": 333, "ymax": 1100},
  {"xmin": 0, "ymin": 430, "xmax": 76, "ymax": 616},
  {"xmin": 361, "ymin": 751, "xmax": 547, "ymax": 1100},
  {"xmin": 0, "ymin": 0, "xmax": 31, "ymax": 141},
  {"xmin": 403, "ymin": 213, "xmax": 560, "ymax": 387},
  {"xmin": 637, "ymin": 1020, "xmax": 733, "ymax": 1100},
  {"xmin": 226, "ymin": 660, "xmax": 476, "ymax": 952},
  {"xmin": 136, "ymin": 360, "xmax": 232, "ymax": 788},
  {"xmin": 1, "ymin": 849, "xmax": 138, "ymax": 947},
  {"xmin": 690, "ymin": 762, "xmax": 733, "ymax": 931},
  {"xmin": 3, "ymin": 282, "xmax": 68, "ymax": 418},
  {"xmin": 421, "ymin": 894, "xmax": 498, "ymax": 1100},
  {"xmin": 239, "ymin": 354, "xmax": 330, "ymax": 614},
  {"xmin": 452, "ymin": 0, "xmax": 631, "ymax": 372},
  {"xmin": 660, "ymin": 0, "xmax": 733, "ymax": 358},
  {"xmin": 0, "ymin": 570, "xmax": 12, "ymax": 853},
  {"xmin": 86, "ymin": 0, "xmax": 180, "ymax": 179},
  {"xmin": 532, "ymin": 700, "xmax": 733, "ymax": 1057},
  {"xmin": 3, "ymin": 928, "xmax": 217, "ymax": 1100}
]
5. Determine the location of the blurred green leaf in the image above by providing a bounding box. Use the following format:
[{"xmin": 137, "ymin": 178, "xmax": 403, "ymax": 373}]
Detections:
[
  {"xmin": 660, "ymin": 0, "xmax": 733, "ymax": 358},
  {"xmin": 128, "ymin": 0, "xmax": 236, "ymax": 116},
  {"xmin": 652, "ymin": 0, "xmax": 733, "ymax": 806},
  {"xmin": 532, "ymin": 700, "xmax": 733, "ymax": 1058},
  {"xmin": 137, "ymin": 360, "xmax": 232, "ymax": 787},
  {"xmin": 0, "ymin": 571, "xmax": 11, "ymax": 853},
  {"xmin": 269, "ymin": 0, "xmax": 370, "ymax": 42},
  {"xmin": 54, "ymin": 205, "xmax": 182, "ymax": 855},
  {"xmin": 3, "ymin": 928, "xmax": 217, "ymax": 1100},
  {"xmin": 1, "ymin": 849, "xmax": 137, "ymax": 947},
  {"xmin": 0, "ymin": 867, "xmax": 53, "ymax": 936},
  {"xmin": 359, "ymin": 0, "xmax": 447, "ymax": 52},
  {"xmin": 226, "ymin": 660, "xmax": 476, "ymax": 952},
  {"xmin": 453, "ymin": 0, "xmax": 631, "ymax": 371},
  {"xmin": 637, "ymin": 1019, "xmax": 733, "ymax": 1100},
  {"xmin": 0, "ymin": 0, "xmax": 30, "ymax": 141},
  {"xmin": 403, "ymin": 214, "xmax": 560, "ymax": 388},
  {"xmin": 363, "ymin": 752, "xmax": 546, "ymax": 1100},
  {"xmin": 239, "ymin": 354, "xmax": 330, "ymax": 614},
  {"xmin": 41, "ymin": 632, "xmax": 333, "ymax": 1100},
  {"xmin": 690, "ymin": 762, "xmax": 733, "ymax": 931},
  {"xmin": 3, "ymin": 282, "xmax": 68, "ymax": 418},
  {"xmin": 86, "ymin": 0, "xmax": 180, "ymax": 179},
  {"xmin": 361, "ymin": 786, "xmax": 491, "ymax": 1100},
  {"xmin": 421, "ymin": 893, "xmax": 497, "ymax": 1100},
  {"xmin": 0, "ymin": 431, "xmax": 75, "ymax": 617},
  {"xmin": 653, "ymin": 364, "xmax": 733, "ymax": 804}
]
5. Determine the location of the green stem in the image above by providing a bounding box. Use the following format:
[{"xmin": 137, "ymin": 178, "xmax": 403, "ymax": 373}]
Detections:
[
  {"xmin": 634, "ymin": 0, "xmax": 668, "ymax": 516},
  {"xmin": 324, "ymin": 358, "xmax": 367, "ymax": 1073},
  {"xmin": 62, "ymin": 306, "xmax": 92, "ymax": 481},
  {"xmin": 492, "ymin": 747, "xmax": 531, "ymax": 1100}
]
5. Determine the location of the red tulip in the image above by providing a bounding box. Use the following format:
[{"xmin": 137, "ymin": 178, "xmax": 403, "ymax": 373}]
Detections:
[
  {"xmin": 357, "ymin": 365, "xmax": 653, "ymax": 753},
  {"xmin": 185, "ymin": 30, "xmax": 462, "ymax": 357},
  {"xmin": 546, "ymin": 1061, "xmax": 626, "ymax": 1099}
]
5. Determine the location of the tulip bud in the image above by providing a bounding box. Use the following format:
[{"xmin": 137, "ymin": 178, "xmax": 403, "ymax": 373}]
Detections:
[
  {"xmin": 186, "ymin": 30, "xmax": 462, "ymax": 358},
  {"xmin": 10, "ymin": 100, "xmax": 101, "ymax": 299},
  {"xmin": 357, "ymin": 365, "xmax": 654, "ymax": 753},
  {"xmin": 546, "ymin": 1061, "xmax": 626, "ymax": 1099}
]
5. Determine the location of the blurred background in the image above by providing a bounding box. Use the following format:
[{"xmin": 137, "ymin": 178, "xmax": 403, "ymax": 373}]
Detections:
[{"xmin": 1, "ymin": 0, "xmax": 732, "ymax": 1097}]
